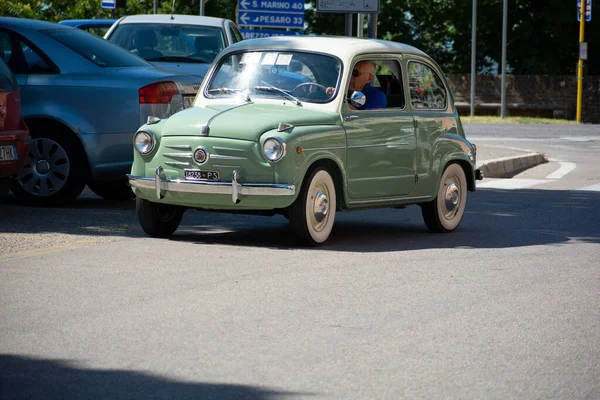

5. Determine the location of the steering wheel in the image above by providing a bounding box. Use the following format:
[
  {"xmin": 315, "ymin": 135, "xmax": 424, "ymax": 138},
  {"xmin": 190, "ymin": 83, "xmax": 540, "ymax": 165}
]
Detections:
[{"xmin": 290, "ymin": 82, "xmax": 328, "ymax": 98}]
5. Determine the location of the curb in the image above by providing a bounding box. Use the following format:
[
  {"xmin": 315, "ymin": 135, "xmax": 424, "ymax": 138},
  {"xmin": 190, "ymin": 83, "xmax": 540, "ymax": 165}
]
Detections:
[{"xmin": 476, "ymin": 153, "xmax": 548, "ymax": 179}]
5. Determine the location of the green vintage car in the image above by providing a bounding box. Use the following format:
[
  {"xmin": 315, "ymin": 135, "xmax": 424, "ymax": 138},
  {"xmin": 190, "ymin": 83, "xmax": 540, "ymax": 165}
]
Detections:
[{"xmin": 127, "ymin": 36, "xmax": 483, "ymax": 245}]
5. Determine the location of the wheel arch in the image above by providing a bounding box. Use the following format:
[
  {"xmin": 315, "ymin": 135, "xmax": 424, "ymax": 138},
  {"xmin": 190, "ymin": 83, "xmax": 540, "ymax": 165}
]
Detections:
[
  {"xmin": 301, "ymin": 157, "xmax": 346, "ymax": 210},
  {"xmin": 441, "ymin": 157, "xmax": 475, "ymax": 192}
]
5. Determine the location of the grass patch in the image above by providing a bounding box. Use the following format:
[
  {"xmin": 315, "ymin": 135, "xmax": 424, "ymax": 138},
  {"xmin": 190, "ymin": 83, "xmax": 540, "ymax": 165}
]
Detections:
[{"xmin": 459, "ymin": 116, "xmax": 577, "ymax": 124}]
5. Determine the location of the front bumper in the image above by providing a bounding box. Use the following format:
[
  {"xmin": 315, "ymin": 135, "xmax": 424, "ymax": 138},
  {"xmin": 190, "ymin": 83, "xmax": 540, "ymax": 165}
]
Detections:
[{"xmin": 127, "ymin": 166, "xmax": 295, "ymax": 204}]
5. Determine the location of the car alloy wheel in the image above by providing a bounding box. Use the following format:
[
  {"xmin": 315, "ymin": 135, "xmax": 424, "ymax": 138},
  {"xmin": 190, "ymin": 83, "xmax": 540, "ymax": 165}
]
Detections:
[{"xmin": 18, "ymin": 137, "xmax": 70, "ymax": 197}]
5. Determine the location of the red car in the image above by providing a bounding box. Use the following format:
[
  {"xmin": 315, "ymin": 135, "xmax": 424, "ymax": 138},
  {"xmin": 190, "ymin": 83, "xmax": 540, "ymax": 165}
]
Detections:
[{"xmin": 0, "ymin": 58, "xmax": 30, "ymax": 195}]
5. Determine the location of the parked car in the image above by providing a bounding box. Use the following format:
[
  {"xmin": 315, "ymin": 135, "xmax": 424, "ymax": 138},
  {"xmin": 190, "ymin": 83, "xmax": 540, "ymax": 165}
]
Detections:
[
  {"xmin": 59, "ymin": 19, "xmax": 116, "ymax": 37},
  {"xmin": 127, "ymin": 36, "xmax": 484, "ymax": 245},
  {"xmin": 0, "ymin": 58, "xmax": 30, "ymax": 196},
  {"xmin": 0, "ymin": 17, "xmax": 203, "ymax": 206},
  {"xmin": 104, "ymin": 14, "xmax": 243, "ymax": 78}
]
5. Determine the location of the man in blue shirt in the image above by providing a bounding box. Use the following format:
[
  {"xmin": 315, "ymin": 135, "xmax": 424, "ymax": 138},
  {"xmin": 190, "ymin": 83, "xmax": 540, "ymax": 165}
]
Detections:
[{"xmin": 347, "ymin": 61, "xmax": 387, "ymax": 110}]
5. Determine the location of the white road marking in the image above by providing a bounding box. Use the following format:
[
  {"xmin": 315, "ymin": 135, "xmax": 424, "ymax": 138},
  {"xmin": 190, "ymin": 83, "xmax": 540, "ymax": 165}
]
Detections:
[
  {"xmin": 576, "ymin": 183, "xmax": 600, "ymax": 192},
  {"xmin": 478, "ymin": 179, "xmax": 549, "ymax": 190},
  {"xmin": 545, "ymin": 162, "xmax": 577, "ymax": 179}
]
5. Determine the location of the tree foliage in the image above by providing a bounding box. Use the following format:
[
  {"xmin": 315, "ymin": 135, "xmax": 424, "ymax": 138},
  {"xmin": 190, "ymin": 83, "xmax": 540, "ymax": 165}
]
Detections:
[{"xmin": 1, "ymin": 0, "xmax": 598, "ymax": 74}]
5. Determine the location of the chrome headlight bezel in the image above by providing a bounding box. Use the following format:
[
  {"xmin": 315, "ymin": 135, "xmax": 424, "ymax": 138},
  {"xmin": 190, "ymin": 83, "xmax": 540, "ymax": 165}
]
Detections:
[
  {"xmin": 134, "ymin": 130, "xmax": 155, "ymax": 155},
  {"xmin": 262, "ymin": 137, "xmax": 286, "ymax": 163}
]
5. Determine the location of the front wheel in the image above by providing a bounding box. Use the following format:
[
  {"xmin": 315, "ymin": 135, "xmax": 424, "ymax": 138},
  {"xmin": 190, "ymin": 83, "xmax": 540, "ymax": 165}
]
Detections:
[
  {"xmin": 288, "ymin": 168, "xmax": 337, "ymax": 246},
  {"xmin": 421, "ymin": 163, "xmax": 467, "ymax": 233},
  {"xmin": 136, "ymin": 197, "xmax": 184, "ymax": 238}
]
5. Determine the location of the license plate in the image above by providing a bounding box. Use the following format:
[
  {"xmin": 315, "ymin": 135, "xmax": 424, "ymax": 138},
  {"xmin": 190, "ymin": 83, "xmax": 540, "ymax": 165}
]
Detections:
[
  {"xmin": 0, "ymin": 145, "xmax": 17, "ymax": 162},
  {"xmin": 184, "ymin": 169, "xmax": 220, "ymax": 181}
]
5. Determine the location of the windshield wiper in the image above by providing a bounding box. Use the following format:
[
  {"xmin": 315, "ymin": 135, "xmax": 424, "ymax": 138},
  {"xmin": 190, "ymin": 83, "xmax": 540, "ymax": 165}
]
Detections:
[
  {"xmin": 208, "ymin": 87, "xmax": 251, "ymax": 102},
  {"xmin": 254, "ymin": 85, "xmax": 302, "ymax": 106}
]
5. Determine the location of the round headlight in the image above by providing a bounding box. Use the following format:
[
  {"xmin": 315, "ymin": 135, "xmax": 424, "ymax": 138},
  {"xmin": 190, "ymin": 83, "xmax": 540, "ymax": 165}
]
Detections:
[
  {"xmin": 134, "ymin": 131, "xmax": 154, "ymax": 154},
  {"xmin": 263, "ymin": 137, "xmax": 286, "ymax": 162}
]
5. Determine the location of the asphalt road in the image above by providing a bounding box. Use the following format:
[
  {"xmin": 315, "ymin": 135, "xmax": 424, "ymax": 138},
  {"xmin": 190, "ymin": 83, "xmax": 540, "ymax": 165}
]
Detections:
[{"xmin": 1, "ymin": 124, "xmax": 599, "ymax": 399}]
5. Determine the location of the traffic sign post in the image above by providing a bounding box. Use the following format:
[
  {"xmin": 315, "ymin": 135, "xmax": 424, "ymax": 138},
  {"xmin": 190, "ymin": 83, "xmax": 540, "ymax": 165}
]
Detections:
[
  {"xmin": 237, "ymin": 0, "xmax": 304, "ymax": 31},
  {"xmin": 577, "ymin": 0, "xmax": 592, "ymax": 21}
]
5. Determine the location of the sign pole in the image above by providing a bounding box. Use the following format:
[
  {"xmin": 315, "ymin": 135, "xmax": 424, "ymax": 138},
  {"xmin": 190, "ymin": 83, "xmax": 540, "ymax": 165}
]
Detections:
[
  {"xmin": 470, "ymin": 0, "xmax": 477, "ymax": 117},
  {"xmin": 345, "ymin": 13, "xmax": 353, "ymax": 37},
  {"xmin": 576, "ymin": 1, "xmax": 586, "ymax": 123}
]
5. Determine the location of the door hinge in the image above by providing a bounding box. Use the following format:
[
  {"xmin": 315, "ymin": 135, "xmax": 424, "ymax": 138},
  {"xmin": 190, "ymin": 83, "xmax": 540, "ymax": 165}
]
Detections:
[{"xmin": 414, "ymin": 174, "xmax": 419, "ymax": 183}]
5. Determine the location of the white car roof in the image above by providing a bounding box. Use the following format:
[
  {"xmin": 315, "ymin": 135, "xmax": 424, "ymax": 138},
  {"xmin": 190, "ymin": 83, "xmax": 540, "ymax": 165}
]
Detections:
[
  {"xmin": 116, "ymin": 14, "xmax": 230, "ymax": 27},
  {"xmin": 221, "ymin": 36, "xmax": 429, "ymax": 62}
]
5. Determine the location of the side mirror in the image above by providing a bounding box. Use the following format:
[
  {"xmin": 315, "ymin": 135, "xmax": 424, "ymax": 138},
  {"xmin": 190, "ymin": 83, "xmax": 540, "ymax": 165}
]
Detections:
[{"xmin": 349, "ymin": 91, "xmax": 366, "ymax": 108}]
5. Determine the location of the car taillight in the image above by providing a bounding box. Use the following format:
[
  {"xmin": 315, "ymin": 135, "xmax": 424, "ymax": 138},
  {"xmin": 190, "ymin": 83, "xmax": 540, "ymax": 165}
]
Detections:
[{"xmin": 139, "ymin": 81, "xmax": 179, "ymax": 104}]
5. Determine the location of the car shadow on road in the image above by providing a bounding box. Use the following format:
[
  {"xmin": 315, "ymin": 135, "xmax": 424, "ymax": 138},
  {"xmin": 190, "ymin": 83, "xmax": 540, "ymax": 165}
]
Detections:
[
  {"xmin": 1, "ymin": 188, "xmax": 599, "ymax": 252},
  {"xmin": 0, "ymin": 354, "xmax": 305, "ymax": 400},
  {"xmin": 173, "ymin": 188, "xmax": 600, "ymax": 252}
]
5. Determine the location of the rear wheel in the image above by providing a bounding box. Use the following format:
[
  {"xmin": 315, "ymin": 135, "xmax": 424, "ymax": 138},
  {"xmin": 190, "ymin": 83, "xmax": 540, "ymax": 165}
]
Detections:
[
  {"xmin": 288, "ymin": 168, "xmax": 336, "ymax": 246},
  {"xmin": 136, "ymin": 197, "xmax": 184, "ymax": 238},
  {"xmin": 11, "ymin": 129, "xmax": 88, "ymax": 207},
  {"xmin": 88, "ymin": 178, "xmax": 135, "ymax": 201},
  {"xmin": 421, "ymin": 163, "xmax": 467, "ymax": 233}
]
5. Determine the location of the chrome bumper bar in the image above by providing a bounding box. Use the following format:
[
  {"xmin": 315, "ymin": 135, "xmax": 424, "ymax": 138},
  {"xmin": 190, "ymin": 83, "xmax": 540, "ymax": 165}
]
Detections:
[{"xmin": 127, "ymin": 166, "xmax": 295, "ymax": 204}]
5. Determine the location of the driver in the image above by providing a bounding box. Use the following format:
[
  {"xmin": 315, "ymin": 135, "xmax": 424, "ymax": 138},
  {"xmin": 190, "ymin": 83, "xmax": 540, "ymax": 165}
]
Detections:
[{"xmin": 326, "ymin": 60, "xmax": 387, "ymax": 110}]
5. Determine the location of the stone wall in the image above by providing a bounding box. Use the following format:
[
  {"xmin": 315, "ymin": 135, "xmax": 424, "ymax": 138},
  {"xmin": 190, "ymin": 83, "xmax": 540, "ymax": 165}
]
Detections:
[{"xmin": 445, "ymin": 74, "xmax": 600, "ymax": 123}]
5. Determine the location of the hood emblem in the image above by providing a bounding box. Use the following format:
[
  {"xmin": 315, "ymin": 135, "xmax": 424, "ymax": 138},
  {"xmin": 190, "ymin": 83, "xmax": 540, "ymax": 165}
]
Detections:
[
  {"xmin": 277, "ymin": 122, "xmax": 294, "ymax": 132},
  {"xmin": 193, "ymin": 147, "xmax": 209, "ymax": 165}
]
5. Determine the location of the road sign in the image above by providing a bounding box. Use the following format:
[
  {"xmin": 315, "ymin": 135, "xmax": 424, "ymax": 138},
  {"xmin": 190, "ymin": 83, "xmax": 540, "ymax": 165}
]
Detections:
[
  {"xmin": 237, "ymin": 11, "xmax": 304, "ymax": 29},
  {"xmin": 239, "ymin": 0, "xmax": 304, "ymax": 13},
  {"xmin": 316, "ymin": 0, "xmax": 380, "ymax": 13},
  {"xmin": 577, "ymin": 0, "xmax": 592, "ymax": 21},
  {"xmin": 240, "ymin": 29, "xmax": 303, "ymax": 39},
  {"xmin": 237, "ymin": 0, "xmax": 304, "ymax": 30},
  {"xmin": 101, "ymin": 0, "xmax": 116, "ymax": 9}
]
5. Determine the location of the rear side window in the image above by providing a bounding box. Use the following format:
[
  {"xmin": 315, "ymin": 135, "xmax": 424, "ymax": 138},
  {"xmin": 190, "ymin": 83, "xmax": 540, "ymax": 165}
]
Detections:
[
  {"xmin": 407, "ymin": 61, "xmax": 447, "ymax": 110},
  {"xmin": 0, "ymin": 30, "xmax": 57, "ymax": 75},
  {"xmin": 45, "ymin": 28, "xmax": 149, "ymax": 68},
  {"xmin": 0, "ymin": 58, "xmax": 17, "ymax": 92}
]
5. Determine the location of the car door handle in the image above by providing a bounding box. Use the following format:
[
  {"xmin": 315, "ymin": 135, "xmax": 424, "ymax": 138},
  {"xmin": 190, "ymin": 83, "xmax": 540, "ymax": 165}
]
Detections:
[{"xmin": 344, "ymin": 115, "xmax": 358, "ymax": 121}]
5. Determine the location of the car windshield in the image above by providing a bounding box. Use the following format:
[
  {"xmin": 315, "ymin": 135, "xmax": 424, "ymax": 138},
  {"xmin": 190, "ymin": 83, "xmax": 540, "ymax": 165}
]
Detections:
[
  {"xmin": 108, "ymin": 23, "xmax": 226, "ymax": 64},
  {"xmin": 206, "ymin": 51, "xmax": 341, "ymax": 104},
  {"xmin": 45, "ymin": 28, "xmax": 149, "ymax": 68}
]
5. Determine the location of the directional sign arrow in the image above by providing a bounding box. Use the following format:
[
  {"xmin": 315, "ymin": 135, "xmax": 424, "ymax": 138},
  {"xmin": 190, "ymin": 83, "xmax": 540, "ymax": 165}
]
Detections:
[
  {"xmin": 240, "ymin": 12, "xmax": 250, "ymax": 25},
  {"xmin": 240, "ymin": 0, "xmax": 250, "ymax": 10}
]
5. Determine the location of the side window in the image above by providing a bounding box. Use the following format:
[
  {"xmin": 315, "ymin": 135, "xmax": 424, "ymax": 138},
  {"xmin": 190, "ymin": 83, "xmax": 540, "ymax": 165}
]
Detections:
[
  {"xmin": 20, "ymin": 41, "xmax": 54, "ymax": 73},
  {"xmin": 407, "ymin": 61, "xmax": 447, "ymax": 110},
  {"xmin": 349, "ymin": 59, "xmax": 403, "ymax": 110},
  {"xmin": 0, "ymin": 30, "xmax": 56, "ymax": 75},
  {"xmin": 373, "ymin": 60, "xmax": 404, "ymax": 109},
  {"xmin": 0, "ymin": 31, "xmax": 13, "ymax": 65},
  {"xmin": 0, "ymin": 58, "xmax": 17, "ymax": 92}
]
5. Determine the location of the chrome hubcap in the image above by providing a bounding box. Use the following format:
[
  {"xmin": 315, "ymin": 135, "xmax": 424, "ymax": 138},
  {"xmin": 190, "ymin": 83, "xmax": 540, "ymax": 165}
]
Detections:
[
  {"xmin": 18, "ymin": 138, "xmax": 70, "ymax": 197},
  {"xmin": 309, "ymin": 183, "xmax": 330, "ymax": 232},
  {"xmin": 313, "ymin": 189, "xmax": 328, "ymax": 223},
  {"xmin": 442, "ymin": 177, "xmax": 461, "ymax": 219}
]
